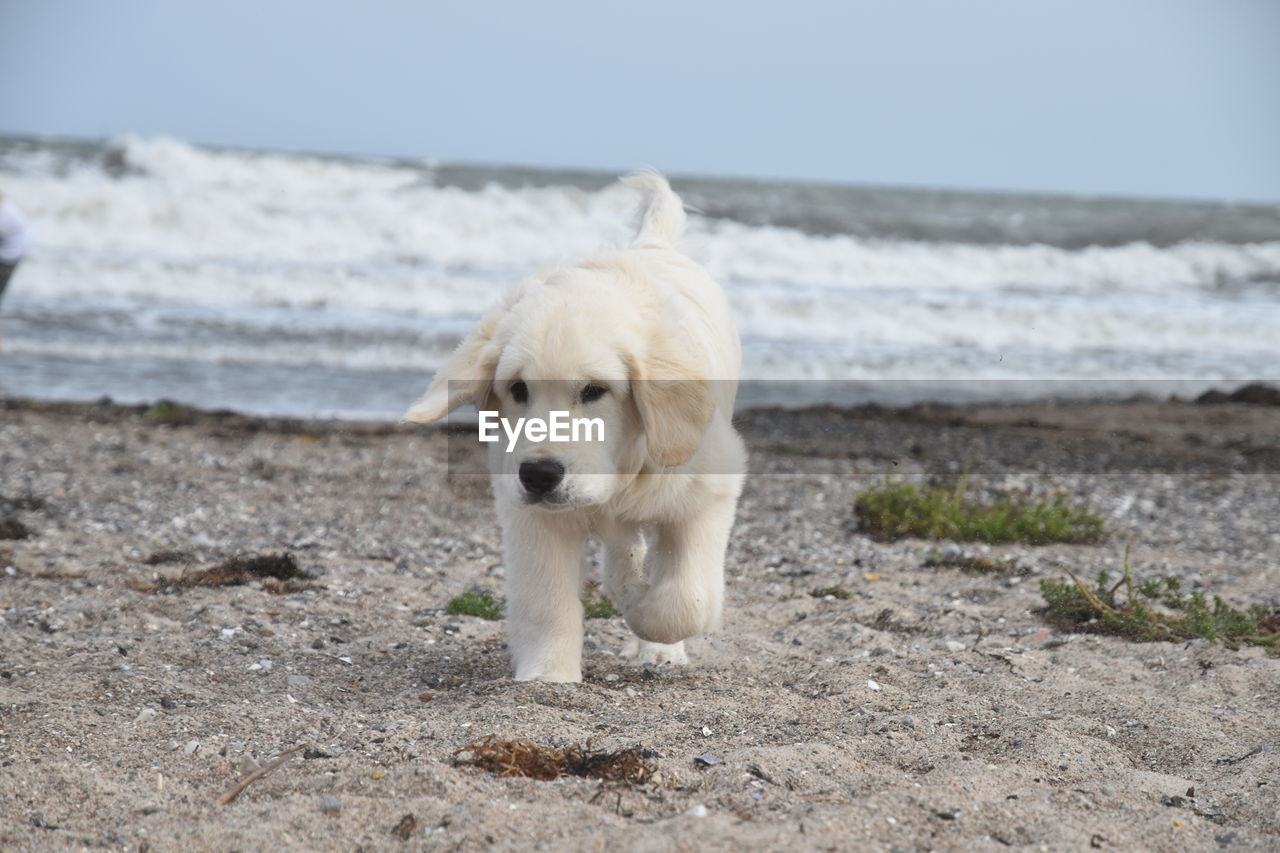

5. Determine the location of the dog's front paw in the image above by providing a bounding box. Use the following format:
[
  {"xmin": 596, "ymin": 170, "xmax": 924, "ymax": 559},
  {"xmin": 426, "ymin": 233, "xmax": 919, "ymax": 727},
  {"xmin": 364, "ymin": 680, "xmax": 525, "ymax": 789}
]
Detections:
[{"xmin": 620, "ymin": 636, "xmax": 688, "ymax": 666}]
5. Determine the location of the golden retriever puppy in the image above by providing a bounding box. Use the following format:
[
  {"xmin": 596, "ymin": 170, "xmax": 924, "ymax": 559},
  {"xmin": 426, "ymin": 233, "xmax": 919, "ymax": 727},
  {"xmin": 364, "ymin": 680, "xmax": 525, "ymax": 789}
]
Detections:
[{"xmin": 404, "ymin": 174, "xmax": 745, "ymax": 682}]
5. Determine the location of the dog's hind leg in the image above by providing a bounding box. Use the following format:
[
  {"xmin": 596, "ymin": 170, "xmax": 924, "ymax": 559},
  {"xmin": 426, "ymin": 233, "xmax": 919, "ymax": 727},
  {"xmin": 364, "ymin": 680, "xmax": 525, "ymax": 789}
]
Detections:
[
  {"xmin": 503, "ymin": 512, "xmax": 587, "ymax": 682},
  {"xmin": 619, "ymin": 636, "xmax": 688, "ymax": 665}
]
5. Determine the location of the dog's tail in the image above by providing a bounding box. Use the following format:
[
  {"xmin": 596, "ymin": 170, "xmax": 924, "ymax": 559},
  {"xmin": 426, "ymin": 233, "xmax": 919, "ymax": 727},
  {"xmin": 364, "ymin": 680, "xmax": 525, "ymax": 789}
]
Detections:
[{"xmin": 623, "ymin": 171, "xmax": 687, "ymax": 249}]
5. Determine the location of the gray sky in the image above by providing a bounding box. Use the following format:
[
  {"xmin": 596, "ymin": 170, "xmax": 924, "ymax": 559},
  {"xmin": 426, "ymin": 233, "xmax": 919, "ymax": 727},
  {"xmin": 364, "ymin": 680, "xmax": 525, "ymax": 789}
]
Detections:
[{"xmin": 2, "ymin": 0, "xmax": 1278, "ymax": 201}]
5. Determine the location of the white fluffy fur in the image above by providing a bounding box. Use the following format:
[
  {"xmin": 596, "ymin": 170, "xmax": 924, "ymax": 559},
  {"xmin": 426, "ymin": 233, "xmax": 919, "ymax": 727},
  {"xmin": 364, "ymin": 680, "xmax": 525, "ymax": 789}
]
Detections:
[{"xmin": 404, "ymin": 174, "xmax": 745, "ymax": 683}]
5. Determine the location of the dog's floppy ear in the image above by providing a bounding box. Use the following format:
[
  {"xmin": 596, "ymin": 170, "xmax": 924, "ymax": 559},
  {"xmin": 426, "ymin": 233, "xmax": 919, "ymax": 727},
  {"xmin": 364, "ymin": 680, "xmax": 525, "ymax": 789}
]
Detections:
[
  {"xmin": 402, "ymin": 310, "xmax": 502, "ymax": 424},
  {"xmin": 404, "ymin": 274, "xmax": 552, "ymax": 423},
  {"xmin": 628, "ymin": 336, "xmax": 715, "ymax": 468}
]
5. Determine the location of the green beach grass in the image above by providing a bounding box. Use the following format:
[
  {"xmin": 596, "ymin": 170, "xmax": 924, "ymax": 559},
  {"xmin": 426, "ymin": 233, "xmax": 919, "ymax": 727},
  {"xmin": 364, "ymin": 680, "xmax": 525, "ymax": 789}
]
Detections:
[
  {"xmin": 445, "ymin": 587, "xmax": 618, "ymax": 622},
  {"xmin": 855, "ymin": 480, "xmax": 1105, "ymax": 545},
  {"xmin": 1040, "ymin": 550, "xmax": 1279, "ymax": 650}
]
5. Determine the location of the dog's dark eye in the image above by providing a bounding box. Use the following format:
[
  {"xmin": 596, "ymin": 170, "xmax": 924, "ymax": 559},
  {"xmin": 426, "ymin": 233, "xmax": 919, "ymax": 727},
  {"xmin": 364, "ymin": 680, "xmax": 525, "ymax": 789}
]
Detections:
[
  {"xmin": 510, "ymin": 381, "xmax": 529, "ymax": 404},
  {"xmin": 581, "ymin": 384, "xmax": 608, "ymax": 404}
]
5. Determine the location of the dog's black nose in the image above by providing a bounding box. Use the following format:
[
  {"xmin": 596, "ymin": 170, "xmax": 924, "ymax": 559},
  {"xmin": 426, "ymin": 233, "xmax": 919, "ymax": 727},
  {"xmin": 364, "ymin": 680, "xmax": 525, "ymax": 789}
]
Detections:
[{"xmin": 519, "ymin": 460, "xmax": 564, "ymax": 496}]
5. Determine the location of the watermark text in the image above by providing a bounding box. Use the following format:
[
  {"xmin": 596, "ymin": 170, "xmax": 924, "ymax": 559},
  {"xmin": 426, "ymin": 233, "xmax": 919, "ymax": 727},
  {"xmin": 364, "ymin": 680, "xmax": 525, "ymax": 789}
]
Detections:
[{"xmin": 478, "ymin": 411, "xmax": 605, "ymax": 452}]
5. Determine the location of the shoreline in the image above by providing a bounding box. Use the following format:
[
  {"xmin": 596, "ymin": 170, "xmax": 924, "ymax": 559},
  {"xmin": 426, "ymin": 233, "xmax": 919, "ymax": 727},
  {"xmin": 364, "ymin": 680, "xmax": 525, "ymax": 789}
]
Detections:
[
  {"xmin": 2, "ymin": 375, "xmax": 1277, "ymax": 428},
  {"xmin": 4, "ymin": 380, "xmax": 1278, "ymax": 427},
  {"xmin": 5, "ymin": 388, "xmax": 1279, "ymax": 474}
]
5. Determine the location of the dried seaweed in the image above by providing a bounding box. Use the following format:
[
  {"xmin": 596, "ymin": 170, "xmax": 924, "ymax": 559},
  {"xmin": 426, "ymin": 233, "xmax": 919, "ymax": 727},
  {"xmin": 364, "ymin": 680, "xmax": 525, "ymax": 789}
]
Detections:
[
  {"xmin": 453, "ymin": 735, "xmax": 657, "ymax": 786},
  {"xmin": 132, "ymin": 552, "xmax": 307, "ymax": 594},
  {"xmin": 923, "ymin": 550, "xmax": 1017, "ymax": 575}
]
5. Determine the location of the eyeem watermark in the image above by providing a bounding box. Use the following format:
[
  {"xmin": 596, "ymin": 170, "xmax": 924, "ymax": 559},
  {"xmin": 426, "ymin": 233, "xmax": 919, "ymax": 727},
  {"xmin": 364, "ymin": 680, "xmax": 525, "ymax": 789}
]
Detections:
[{"xmin": 478, "ymin": 411, "xmax": 605, "ymax": 452}]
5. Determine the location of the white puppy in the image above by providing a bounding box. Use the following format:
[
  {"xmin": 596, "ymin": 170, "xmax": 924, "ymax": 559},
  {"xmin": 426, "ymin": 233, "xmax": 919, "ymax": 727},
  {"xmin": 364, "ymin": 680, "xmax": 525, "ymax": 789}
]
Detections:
[{"xmin": 404, "ymin": 174, "xmax": 746, "ymax": 683}]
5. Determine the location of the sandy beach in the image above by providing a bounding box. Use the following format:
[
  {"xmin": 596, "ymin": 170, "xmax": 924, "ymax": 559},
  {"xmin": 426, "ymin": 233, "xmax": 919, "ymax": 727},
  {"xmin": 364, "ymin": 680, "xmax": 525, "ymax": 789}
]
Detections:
[{"xmin": 1, "ymin": 395, "xmax": 1278, "ymax": 851}]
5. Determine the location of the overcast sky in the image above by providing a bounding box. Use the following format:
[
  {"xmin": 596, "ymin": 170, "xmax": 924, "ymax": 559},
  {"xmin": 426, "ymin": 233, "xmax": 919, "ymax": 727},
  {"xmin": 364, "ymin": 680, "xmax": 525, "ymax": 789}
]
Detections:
[{"xmin": 2, "ymin": 0, "xmax": 1278, "ymax": 201}]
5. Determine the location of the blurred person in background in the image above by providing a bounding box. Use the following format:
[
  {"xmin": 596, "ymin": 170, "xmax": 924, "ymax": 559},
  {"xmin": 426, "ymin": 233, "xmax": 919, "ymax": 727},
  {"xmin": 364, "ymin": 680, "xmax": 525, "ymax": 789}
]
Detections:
[{"xmin": 0, "ymin": 192, "xmax": 31, "ymax": 304}]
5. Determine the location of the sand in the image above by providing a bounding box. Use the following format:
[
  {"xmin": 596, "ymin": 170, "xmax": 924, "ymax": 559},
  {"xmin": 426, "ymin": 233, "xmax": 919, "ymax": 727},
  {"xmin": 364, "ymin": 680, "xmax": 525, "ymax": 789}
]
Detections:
[{"xmin": 1, "ymin": 396, "xmax": 1277, "ymax": 851}]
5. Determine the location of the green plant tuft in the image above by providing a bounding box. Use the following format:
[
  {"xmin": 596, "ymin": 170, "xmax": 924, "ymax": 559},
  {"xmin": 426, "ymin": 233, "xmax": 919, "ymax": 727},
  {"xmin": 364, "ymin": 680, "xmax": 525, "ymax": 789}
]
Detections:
[
  {"xmin": 1040, "ymin": 548, "xmax": 1279, "ymax": 650},
  {"xmin": 445, "ymin": 588, "xmax": 619, "ymax": 621},
  {"xmin": 446, "ymin": 590, "xmax": 504, "ymax": 621},
  {"xmin": 855, "ymin": 480, "xmax": 1104, "ymax": 545},
  {"xmin": 582, "ymin": 592, "xmax": 618, "ymax": 619},
  {"xmin": 144, "ymin": 399, "xmax": 199, "ymax": 425}
]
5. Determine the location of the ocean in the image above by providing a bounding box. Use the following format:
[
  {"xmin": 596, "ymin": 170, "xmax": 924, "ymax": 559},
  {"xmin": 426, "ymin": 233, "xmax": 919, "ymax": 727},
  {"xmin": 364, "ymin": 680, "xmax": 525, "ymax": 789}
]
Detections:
[{"xmin": 1, "ymin": 135, "xmax": 1277, "ymax": 419}]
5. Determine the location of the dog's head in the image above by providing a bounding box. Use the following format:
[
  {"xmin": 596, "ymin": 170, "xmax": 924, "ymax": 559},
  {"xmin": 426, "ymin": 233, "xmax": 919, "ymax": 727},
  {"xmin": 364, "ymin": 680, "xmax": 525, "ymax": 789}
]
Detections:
[{"xmin": 403, "ymin": 264, "xmax": 715, "ymax": 510}]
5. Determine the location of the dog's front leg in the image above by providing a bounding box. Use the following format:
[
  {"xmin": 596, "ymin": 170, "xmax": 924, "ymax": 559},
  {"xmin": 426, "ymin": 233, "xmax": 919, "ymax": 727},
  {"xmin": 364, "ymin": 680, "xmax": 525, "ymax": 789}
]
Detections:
[
  {"xmin": 599, "ymin": 523, "xmax": 687, "ymax": 665},
  {"xmin": 622, "ymin": 494, "xmax": 736, "ymax": 645},
  {"xmin": 502, "ymin": 511, "xmax": 587, "ymax": 682}
]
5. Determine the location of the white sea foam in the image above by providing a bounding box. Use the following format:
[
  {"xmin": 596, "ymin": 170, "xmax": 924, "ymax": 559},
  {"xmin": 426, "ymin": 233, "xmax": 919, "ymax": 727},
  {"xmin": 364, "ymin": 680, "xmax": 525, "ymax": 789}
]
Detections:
[
  {"xmin": 1, "ymin": 137, "xmax": 1277, "ymax": 414},
  {"xmin": 9, "ymin": 137, "xmax": 1278, "ymax": 301}
]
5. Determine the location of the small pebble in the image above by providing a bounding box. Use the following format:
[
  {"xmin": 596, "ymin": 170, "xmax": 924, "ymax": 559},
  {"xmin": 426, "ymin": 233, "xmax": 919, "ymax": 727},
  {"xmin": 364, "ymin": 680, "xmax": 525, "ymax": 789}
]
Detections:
[
  {"xmin": 285, "ymin": 674, "xmax": 312, "ymax": 688},
  {"xmin": 867, "ymin": 679, "xmax": 882, "ymax": 691},
  {"xmin": 134, "ymin": 707, "xmax": 158, "ymax": 724},
  {"xmin": 625, "ymin": 687, "xmax": 638, "ymax": 698},
  {"xmin": 318, "ymin": 796, "xmax": 341, "ymax": 815},
  {"xmin": 184, "ymin": 740, "xmax": 199, "ymax": 755},
  {"xmin": 371, "ymin": 768, "xmax": 386, "ymax": 780},
  {"xmin": 694, "ymin": 754, "xmax": 721, "ymax": 767},
  {"xmin": 945, "ymin": 640, "xmax": 966, "ymax": 653},
  {"xmin": 604, "ymin": 673, "xmax": 619, "ymax": 682},
  {"xmin": 684, "ymin": 804, "xmax": 708, "ymax": 818}
]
